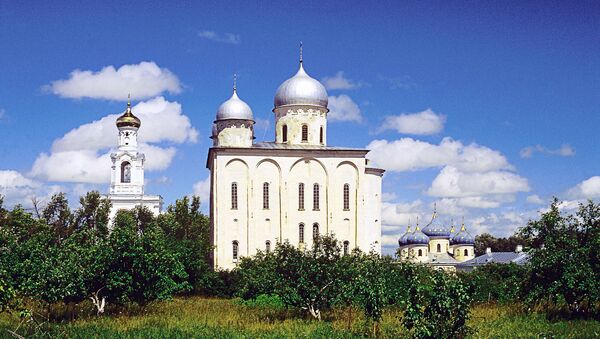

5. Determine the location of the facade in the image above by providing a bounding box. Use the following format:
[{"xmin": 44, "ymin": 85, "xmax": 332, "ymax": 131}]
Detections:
[
  {"xmin": 107, "ymin": 98, "xmax": 162, "ymax": 221},
  {"xmin": 398, "ymin": 208, "xmax": 476, "ymax": 271},
  {"xmin": 207, "ymin": 58, "xmax": 384, "ymax": 270}
]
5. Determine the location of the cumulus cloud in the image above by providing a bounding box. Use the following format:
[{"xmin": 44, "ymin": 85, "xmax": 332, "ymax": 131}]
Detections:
[
  {"xmin": 328, "ymin": 95, "xmax": 362, "ymax": 122},
  {"xmin": 379, "ymin": 109, "xmax": 446, "ymax": 135},
  {"xmin": 30, "ymin": 97, "xmax": 197, "ymax": 184},
  {"xmin": 520, "ymin": 144, "xmax": 575, "ymax": 158},
  {"xmin": 526, "ymin": 194, "xmax": 545, "ymax": 205},
  {"xmin": 193, "ymin": 175, "xmax": 211, "ymax": 208},
  {"xmin": 568, "ymin": 176, "xmax": 600, "ymax": 199},
  {"xmin": 366, "ymin": 137, "xmax": 512, "ymax": 173},
  {"xmin": 198, "ymin": 30, "xmax": 241, "ymax": 45},
  {"xmin": 321, "ymin": 71, "xmax": 361, "ymax": 90},
  {"xmin": 44, "ymin": 62, "xmax": 182, "ymax": 101},
  {"xmin": 0, "ymin": 170, "xmax": 58, "ymax": 207}
]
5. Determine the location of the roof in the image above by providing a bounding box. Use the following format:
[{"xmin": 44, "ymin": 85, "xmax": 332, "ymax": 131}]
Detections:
[
  {"xmin": 428, "ymin": 252, "xmax": 460, "ymax": 265},
  {"xmin": 457, "ymin": 251, "xmax": 529, "ymax": 268}
]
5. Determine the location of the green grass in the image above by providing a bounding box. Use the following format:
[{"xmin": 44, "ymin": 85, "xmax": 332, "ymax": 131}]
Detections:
[{"xmin": 1, "ymin": 297, "xmax": 599, "ymax": 338}]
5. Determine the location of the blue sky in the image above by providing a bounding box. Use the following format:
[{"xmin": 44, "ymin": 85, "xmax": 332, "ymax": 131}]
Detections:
[{"xmin": 1, "ymin": 1, "xmax": 599, "ymax": 253}]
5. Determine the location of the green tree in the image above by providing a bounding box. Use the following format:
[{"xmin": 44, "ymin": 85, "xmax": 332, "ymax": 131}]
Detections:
[
  {"xmin": 42, "ymin": 193, "xmax": 73, "ymax": 244},
  {"xmin": 73, "ymin": 191, "xmax": 111, "ymax": 235}
]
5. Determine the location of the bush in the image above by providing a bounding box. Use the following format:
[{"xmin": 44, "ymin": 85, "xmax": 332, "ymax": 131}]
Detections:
[{"xmin": 459, "ymin": 263, "xmax": 527, "ymax": 304}]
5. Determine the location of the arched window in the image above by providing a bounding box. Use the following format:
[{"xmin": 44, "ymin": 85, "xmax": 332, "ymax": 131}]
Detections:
[
  {"xmin": 464, "ymin": 249, "xmax": 468, "ymax": 257},
  {"xmin": 231, "ymin": 182, "xmax": 238, "ymax": 210},
  {"xmin": 343, "ymin": 241, "xmax": 349, "ymax": 255},
  {"xmin": 266, "ymin": 240, "xmax": 271, "ymax": 253},
  {"xmin": 437, "ymin": 243, "xmax": 441, "ymax": 253},
  {"xmin": 418, "ymin": 249, "xmax": 423, "ymax": 257},
  {"xmin": 312, "ymin": 223, "xmax": 319, "ymax": 241},
  {"xmin": 319, "ymin": 126, "xmax": 324, "ymax": 144},
  {"xmin": 298, "ymin": 183, "xmax": 305, "ymax": 210},
  {"xmin": 263, "ymin": 182, "xmax": 269, "ymax": 209},
  {"xmin": 299, "ymin": 223, "xmax": 305, "ymax": 243},
  {"xmin": 121, "ymin": 161, "xmax": 131, "ymax": 183},
  {"xmin": 343, "ymin": 183, "xmax": 350, "ymax": 210},
  {"xmin": 232, "ymin": 240, "xmax": 239, "ymax": 260},
  {"xmin": 282, "ymin": 124, "xmax": 288, "ymax": 142},
  {"xmin": 313, "ymin": 183, "xmax": 320, "ymax": 210},
  {"xmin": 301, "ymin": 124, "xmax": 308, "ymax": 142}
]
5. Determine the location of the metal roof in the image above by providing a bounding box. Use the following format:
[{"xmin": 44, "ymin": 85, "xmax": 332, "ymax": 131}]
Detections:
[{"xmin": 457, "ymin": 252, "xmax": 529, "ymax": 267}]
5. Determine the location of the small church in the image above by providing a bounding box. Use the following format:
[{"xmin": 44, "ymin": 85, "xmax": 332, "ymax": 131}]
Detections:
[{"xmin": 207, "ymin": 53, "xmax": 385, "ymax": 270}]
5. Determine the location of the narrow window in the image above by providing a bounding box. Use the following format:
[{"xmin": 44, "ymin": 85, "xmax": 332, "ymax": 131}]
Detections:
[
  {"xmin": 312, "ymin": 223, "xmax": 319, "ymax": 241},
  {"xmin": 299, "ymin": 223, "xmax": 305, "ymax": 243},
  {"xmin": 418, "ymin": 249, "xmax": 423, "ymax": 257},
  {"xmin": 266, "ymin": 240, "xmax": 271, "ymax": 253},
  {"xmin": 464, "ymin": 249, "xmax": 468, "ymax": 257},
  {"xmin": 437, "ymin": 243, "xmax": 441, "ymax": 253},
  {"xmin": 231, "ymin": 182, "xmax": 238, "ymax": 210},
  {"xmin": 282, "ymin": 124, "xmax": 288, "ymax": 142},
  {"xmin": 343, "ymin": 183, "xmax": 350, "ymax": 210},
  {"xmin": 313, "ymin": 183, "xmax": 319, "ymax": 210},
  {"xmin": 263, "ymin": 182, "xmax": 269, "ymax": 209},
  {"xmin": 298, "ymin": 183, "xmax": 305, "ymax": 210},
  {"xmin": 301, "ymin": 124, "xmax": 308, "ymax": 142},
  {"xmin": 121, "ymin": 161, "xmax": 131, "ymax": 183},
  {"xmin": 319, "ymin": 126, "xmax": 324, "ymax": 144},
  {"xmin": 232, "ymin": 240, "xmax": 239, "ymax": 260},
  {"xmin": 343, "ymin": 241, "xmax": 349, "ymax": 255}
]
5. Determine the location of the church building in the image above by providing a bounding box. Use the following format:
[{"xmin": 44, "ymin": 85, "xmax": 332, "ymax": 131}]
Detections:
[
  {"xmin": 207, "ymin": 55, "xmax": 384, "ymax": 270},
  {"xmin": 107, "ymin": 98, "xmax": 162, "ymax": 221}
]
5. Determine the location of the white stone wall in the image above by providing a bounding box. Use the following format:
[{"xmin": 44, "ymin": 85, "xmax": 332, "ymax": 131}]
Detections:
[
  {"xmin": 210, "ymin": 150, "xmax": 382, "ymax": 270},
  {"xmin": 214, "ymin": 120, "xmax": 254, "ymax": 148},
  {"xmin": 452, "ymin": 245, "xmax": 476, "ymax": 262},
  {"xmin": 274, "ymin": 107, "xmax": 327, "ymax": 145},
  {"xmin": 429, "ymin": 238, "xmax": 450, "ymax": 255}
]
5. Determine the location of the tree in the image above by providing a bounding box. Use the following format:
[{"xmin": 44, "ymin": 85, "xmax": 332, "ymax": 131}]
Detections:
[
  {"xmin": 73, "ymin": 191, "xmax": 111, "ymax": 235},
  {"xmin": 474, "ymin": 233, "xmax": 526, "ymax": 256},
  {"xmin": 42, "ymin": 193, "xmax": 73, "ymax": 244}
]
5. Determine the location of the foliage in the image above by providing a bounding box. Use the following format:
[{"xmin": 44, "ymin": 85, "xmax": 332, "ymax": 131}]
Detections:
[
  {"xmin": 519, "ymin": 199, "xmax": 600, "ymax": 315},
  {"xmin": 474, "ymin": 233, "xmax": 526, "ymax": 256},
  {"xmin": 459, "ymin": 263, "xmax": 527, "ymax": 304},
  {"xmin": 402, "ymin": 269, "xmax": 473, "ymax": 338},
  {"xmin": 0, "ymin": 268, "xmax": 16, "ymax": 313}
]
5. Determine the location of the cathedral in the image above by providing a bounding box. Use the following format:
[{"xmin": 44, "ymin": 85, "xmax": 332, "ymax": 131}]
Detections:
[
  {"xmin": 107, "ymin": 97, "xmax": 162, "ymax": 221},
  {"xmin": 207, "ymin": 55, "xmax": 384, "ymax": 270}
]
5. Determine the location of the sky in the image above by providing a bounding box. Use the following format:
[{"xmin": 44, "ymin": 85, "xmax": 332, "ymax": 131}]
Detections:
[{"xmin": 1, "ymin": 0, "xmax": 599, "ymax": 254}]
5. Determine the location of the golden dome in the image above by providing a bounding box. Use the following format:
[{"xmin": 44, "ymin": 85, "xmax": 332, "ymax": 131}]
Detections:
[{"xmin": 116, "ymin": 96, "xmax": 141, "ymax": 129}]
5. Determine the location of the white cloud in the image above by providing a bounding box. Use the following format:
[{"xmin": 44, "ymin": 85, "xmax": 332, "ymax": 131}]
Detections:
[
  {"xmin": 0, "ymin": 170, "xmax": 50, "ymax": 207},
  {"xmin": 520, "ymin": 144, "xmax": 575, "ymax": 158},
  {"xmin": 30, "ymin": 97, "xmax": 196, "ymax": 184},
  {"xmin": 379, "ymin": 109, "xmax": 446, "ymax": 135},
  {"xmin": 198, "ymin": 30, "xmax": 241, "ymax": 45},
  {"xmin": 328, "ymin": 95, "xmax": 362, "ymax": 122},
  {"xmin": 44, "ymin": 62, "xmax": 182, "ymax": 101},
  {"xmin": 366, "ymin": 137, "xmax": 512, "ymax": 173},
  {"xmin": 526, "ymin": 194, "xmax": 545, "ymax": 205},
  {"xmin": 568, "ymin": 176, "xmax": 600, "ymax": 199},
  {"xmin": 427, "ymin": 166, "xmax": 530, "ymax": 198},
  {"xmin": 321, "ymin": 71, "xmax": 361, "ymax": 90},
  {"xmin": 193, "ymin": 176, "xmax": 211, "ymax": 207}
]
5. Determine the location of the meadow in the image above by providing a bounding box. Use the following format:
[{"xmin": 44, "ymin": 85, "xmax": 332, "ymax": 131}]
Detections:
[{"xmin": 1, "ymin": 296, "xmax": 599, "ymax": 338}]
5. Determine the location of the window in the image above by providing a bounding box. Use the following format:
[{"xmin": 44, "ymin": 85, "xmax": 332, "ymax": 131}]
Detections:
[
  {"xmin": 298, "ymin": 183, "xmax": 305, "ymax": 210},
  {"xmin": 282, "ymin": 124, "xmax": 288, "ymax": 142},
  {"xmin": 437, "ymin": 243, "xmax": 441, "ymax": 253},
  {"xmin": 232, "ymin": 241, "xmax": 239, "ymax": 260},
  {"xmin": 121, "ymin": 161, "xmax": 131, "ymax": 183},
  {"xmin": 266, "ymin": 240, "xmax": 271, "ymax": 253},
  {"xmin": 319, "ymin": 126, "xmax": 324, "ymax": 144},
  {"xmin": 418, "ymin": 249, "xmax": 423, "ymax": 257},
  {"xmin": 312, "ymin": 223, "xmax": 319, "ymax": 241},
  {"xmin": 262, "ymin": 182, "xmax": 269, "ymax": 209},
  {"xmin": 299, "ymin": 223, "xmax": 305, "ymax": 243},
  {"xmin": 343, "ymin": 241, "xmax": 349, "ymax": 255},
  {"xmin": 301, "ymin": 124, "xmax": 308, "ymax": 142},
  {"xmin": 464, "ymin": 249, "xmax": 468, "ymax": 257},
  {"xmin": 313, "ymin": 183, "xmax": 319, "ymax": 210},
  {"xmin": 231, "ymin": 182, "xmax": 238, "ymax": 210},
  {"xmin": 343, "ymin": 183, "xmax": 350, "ymax": 210}
]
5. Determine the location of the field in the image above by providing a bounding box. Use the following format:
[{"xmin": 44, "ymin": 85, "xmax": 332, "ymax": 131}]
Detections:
[{"xmin": 1, "ymin": 297, "xmax": 599, "ymax": 338}]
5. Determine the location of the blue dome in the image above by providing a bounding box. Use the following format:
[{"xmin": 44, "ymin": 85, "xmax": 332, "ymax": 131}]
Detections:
[
  {"xmin": 398, "ymin": 225, "xmax": 412, "ymax": 246},
  {"xmin": 450, "ymin": 224, "xmax": 475, "ymax": 245},
  {"xmin": 407, "ymin": 228, "xmax": 429, "ymax": 245},
  {"xmin": 421, "ymin": 211, "xmax": 451, "ymax": 238}
]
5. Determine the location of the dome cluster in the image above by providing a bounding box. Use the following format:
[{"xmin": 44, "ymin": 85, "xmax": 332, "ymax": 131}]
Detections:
[{"xmin": 398, "ymin": 211, "xmax": 475, "ymax": 246}]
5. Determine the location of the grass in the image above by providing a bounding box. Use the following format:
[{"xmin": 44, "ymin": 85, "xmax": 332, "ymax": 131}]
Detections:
[{"xmin": 1, "ymin": 297, "xmax": 600, "ymax": 338}]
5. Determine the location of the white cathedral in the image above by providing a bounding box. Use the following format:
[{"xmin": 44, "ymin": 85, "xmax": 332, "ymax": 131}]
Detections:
[
  {"xmin": 107, "ymin": 98, "xmax": 162, "ymax": 221},
  {"xmin": 207, "ymin": 56, "xmax": 384, "ymax": 270}
]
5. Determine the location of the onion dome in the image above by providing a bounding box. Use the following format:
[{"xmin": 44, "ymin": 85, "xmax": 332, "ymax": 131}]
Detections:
[
  {"xmin": 398, "ymin": 224, "xmax": 412, "ymax": 247},
  {"xmin": 450, "ymin": 221, "xmax": 475, "ymax": 245},
  {"xmin": 407, "ymin": 222, "xmax": 429, "ymax": 245},
  {"xmin": 216, "ymin": 86, "xmax": 254, "ymax": 121},
  {"xmin": 274, "ymin": 46, "xmax": 328, "ymax": 110},
  {"xmin": 421, "ymin": 207, "xmax": 451, "ymax": 238},
  {"xmin": 116, "ymin": 96, "xmax": 141, "ymax": 129}
]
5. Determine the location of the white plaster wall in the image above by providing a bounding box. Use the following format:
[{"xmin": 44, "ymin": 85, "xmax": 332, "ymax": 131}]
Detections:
[
  {"xmin": 360, "ymin": 172, "xmax": 382, "ymax": 253},
  {"xmin": 453, "ymin": 245, "xmax": 475, "ymax": 262},
  {"xmin": 274, "ymin": 107, "xmax": 327, "ymax": 145},
  {"xmin": 429, "ymin": 238, "xmax": 450, "ymax": 255},
  {"xmin": 216, "ymin": 121, "xmax": 253, "ymax": 148},
  {"xmin": 407, "ymin": 245, "xmax": 429, "ymax": 263}
]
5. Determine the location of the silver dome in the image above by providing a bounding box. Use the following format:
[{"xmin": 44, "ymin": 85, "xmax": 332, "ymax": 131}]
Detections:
[
  {"xmin": 216, "ymin": 90, "xmax": 254, "ymax": 121},
  {"xmin": 274, "ymin": 62, "xmax": 328, "ymax": 109}
]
